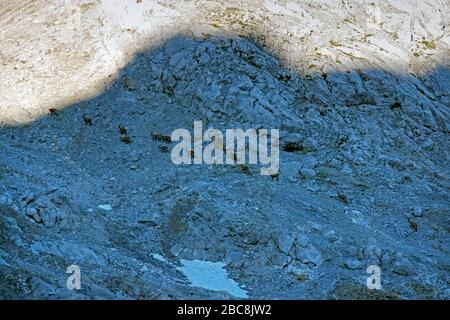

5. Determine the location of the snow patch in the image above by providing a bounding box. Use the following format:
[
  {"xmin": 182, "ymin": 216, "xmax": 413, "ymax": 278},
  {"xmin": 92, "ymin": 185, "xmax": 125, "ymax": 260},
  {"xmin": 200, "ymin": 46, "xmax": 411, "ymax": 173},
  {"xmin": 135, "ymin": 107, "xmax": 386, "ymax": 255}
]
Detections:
[
  {"xmin": 98, "ymin": 204, "xmax": 112, "ymax": 211},
  {"xmin": 177, "ymin": 259, "xmax": 248, "ymax": 298},
  {"xmin": 152, "ymin": 253, "xmax": 168, "ymax": 263}
]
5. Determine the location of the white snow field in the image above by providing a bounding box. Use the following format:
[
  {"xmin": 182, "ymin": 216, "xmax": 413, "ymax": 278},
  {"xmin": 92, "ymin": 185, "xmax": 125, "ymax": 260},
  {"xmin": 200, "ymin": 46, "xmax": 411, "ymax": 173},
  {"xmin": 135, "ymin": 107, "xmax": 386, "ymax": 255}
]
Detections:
[{"xmin": 178, "ymin": 259, "xmax": 248, "ymax": 298}]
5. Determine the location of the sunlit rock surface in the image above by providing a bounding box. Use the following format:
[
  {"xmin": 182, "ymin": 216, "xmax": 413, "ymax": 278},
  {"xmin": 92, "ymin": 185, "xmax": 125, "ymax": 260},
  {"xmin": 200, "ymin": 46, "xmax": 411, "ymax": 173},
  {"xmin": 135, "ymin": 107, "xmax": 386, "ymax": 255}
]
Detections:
[{"xmin": 0, "ymin": 0, "xmax": 449, "ymax": 299}]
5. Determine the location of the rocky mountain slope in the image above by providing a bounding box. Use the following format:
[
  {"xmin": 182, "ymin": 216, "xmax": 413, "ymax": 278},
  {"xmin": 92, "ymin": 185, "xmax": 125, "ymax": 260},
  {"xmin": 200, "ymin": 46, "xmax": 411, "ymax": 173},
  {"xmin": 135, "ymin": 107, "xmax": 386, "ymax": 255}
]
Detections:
[{"xmin": 0, "ymin": 0, "xmax": 449, "ymax": 299}]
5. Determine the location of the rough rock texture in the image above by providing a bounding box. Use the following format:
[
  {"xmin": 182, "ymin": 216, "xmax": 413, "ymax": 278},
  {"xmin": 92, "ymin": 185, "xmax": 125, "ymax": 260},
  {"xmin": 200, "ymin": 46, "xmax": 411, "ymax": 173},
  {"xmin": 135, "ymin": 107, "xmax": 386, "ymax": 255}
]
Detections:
[{"xmin": 0, "ymin": 0, "xmax": 449, "ymax": 299}]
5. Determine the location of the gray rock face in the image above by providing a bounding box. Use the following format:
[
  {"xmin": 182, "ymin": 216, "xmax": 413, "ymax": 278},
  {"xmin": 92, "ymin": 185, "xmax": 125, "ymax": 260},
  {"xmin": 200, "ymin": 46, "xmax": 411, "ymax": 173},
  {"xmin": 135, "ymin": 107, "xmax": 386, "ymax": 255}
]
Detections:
[
  {"xmin": 344, "ymin": 259, "xmax": 363, "ymax": 270},
  {"xmin": 0, "ymin": 0, "xmax": 449, "ymax": 300},
  {"xmin": 294, "ymin": 246, "xmax": 323, "ymax": 267}
]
